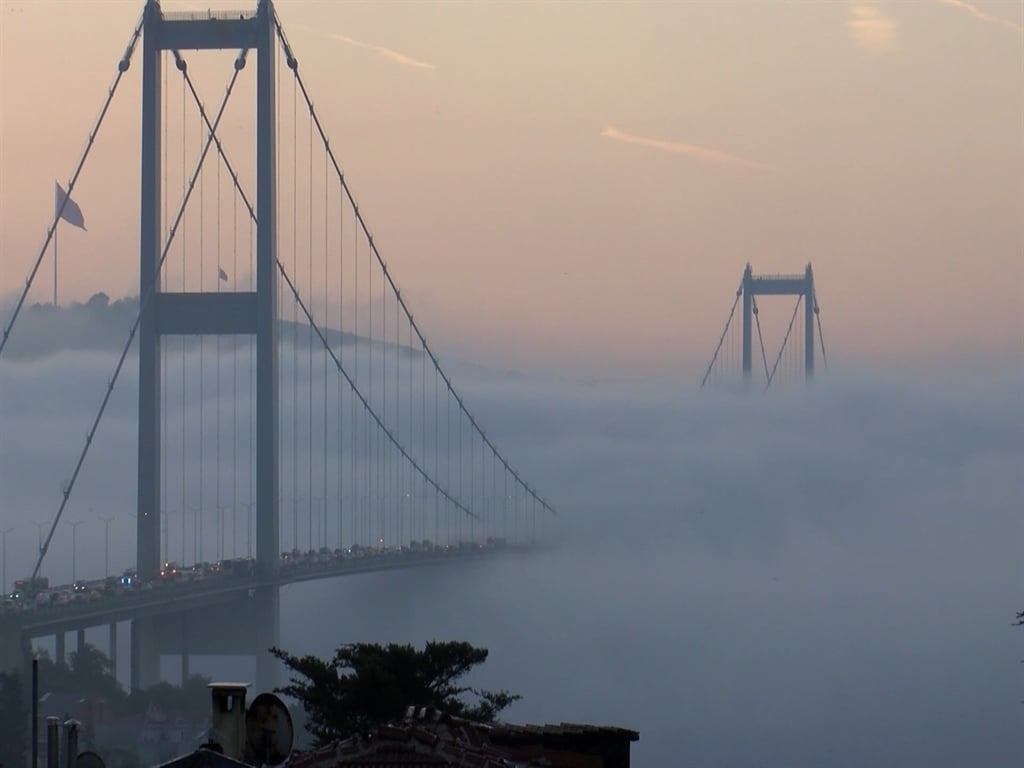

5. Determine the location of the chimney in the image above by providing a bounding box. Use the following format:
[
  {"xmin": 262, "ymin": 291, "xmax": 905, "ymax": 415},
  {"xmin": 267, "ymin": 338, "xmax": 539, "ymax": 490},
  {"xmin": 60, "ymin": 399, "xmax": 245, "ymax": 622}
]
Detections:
[
  {"xmin": 46, "ymin": 716, "xmax": 60, "ymax": 768},
  {"xmin": 208, "ymin": 682, "xmax": 250, "ymax": 759},
  {"xmin": 63, "ymin": 719, "xmax": 81, "ymax": 768}
]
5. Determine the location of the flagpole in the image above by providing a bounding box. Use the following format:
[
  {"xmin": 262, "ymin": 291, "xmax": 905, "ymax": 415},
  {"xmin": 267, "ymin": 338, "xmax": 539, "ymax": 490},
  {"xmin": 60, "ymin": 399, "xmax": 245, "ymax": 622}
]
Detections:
[{"xmin": 53, "ymin": 223, "xmax": 58, "ymax": 307}]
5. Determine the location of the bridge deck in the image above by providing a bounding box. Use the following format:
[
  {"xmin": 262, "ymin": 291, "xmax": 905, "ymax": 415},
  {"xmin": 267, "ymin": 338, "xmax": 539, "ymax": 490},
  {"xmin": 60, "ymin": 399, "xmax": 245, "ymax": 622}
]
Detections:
[{"xmin": 4, "ymin": 545, "xmax": 522, "ymax": 639}]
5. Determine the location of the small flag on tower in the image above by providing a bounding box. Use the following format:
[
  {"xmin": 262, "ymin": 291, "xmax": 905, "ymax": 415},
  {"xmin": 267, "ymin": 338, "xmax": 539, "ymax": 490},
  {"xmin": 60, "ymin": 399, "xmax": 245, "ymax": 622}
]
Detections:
[
  {"xmin": 218, "ymin": 267, "xmax": 228, "ymax": 282},
  {"xmin": 54, "ymin": 181, "xmax": 86, "ymax": 230}
]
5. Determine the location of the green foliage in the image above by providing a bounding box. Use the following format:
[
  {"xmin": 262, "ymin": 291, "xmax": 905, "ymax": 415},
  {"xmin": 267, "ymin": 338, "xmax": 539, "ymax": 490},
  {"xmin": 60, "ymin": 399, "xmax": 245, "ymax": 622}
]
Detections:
[
  {"xmin": 125, "ymin": 674, "xmax": 213, "ymax": 716},
  {"xmin": 35, "ymin": 644, "xmax": 210, "ymax": 718},
  {"xmin": 0, "ymin": 671, "xmax": 27, "ymax": 768},
  {"xmin": 271, "ymin": 641, "xmax": 521, "ymax": 745},
  {"xmin": 34, "ymin": 645, "xmax": 126, "ymax": 710}
]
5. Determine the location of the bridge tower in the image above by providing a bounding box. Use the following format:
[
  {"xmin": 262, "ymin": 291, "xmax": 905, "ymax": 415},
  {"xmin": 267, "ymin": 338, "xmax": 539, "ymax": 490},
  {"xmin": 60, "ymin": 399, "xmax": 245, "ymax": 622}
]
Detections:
[
  {"xmin": 134, "ymin": 0, "xmax": 280, "ymax": 692},
  {"xmin": 137, "ymin": 0, "xmax": 278, "ymax": 584},
  {"xmin": 741, "ymin": 263, "xmax": 816, "ymax": 381}
]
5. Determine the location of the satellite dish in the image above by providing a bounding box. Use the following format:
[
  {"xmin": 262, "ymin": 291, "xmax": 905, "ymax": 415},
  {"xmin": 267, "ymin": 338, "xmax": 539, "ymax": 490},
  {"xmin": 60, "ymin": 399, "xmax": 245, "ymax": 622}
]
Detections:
[
  {"xmin": 245, "ymin": 692, "xmax": 294, "ymax": 766},
  {"xmin": 76, "ymin": 753, "xmax": 106, "ymax": 768}
]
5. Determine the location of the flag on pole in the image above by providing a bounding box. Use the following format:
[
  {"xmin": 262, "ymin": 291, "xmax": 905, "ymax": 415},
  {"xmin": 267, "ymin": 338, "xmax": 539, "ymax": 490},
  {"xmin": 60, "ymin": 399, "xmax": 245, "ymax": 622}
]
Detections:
[
  {"xmin": 55, "ymin": 181, "xmax": 86, "ymax": 230},
  {"xmin": 218, "ymin": 267, "xmax": 228, "ymax": 282}
]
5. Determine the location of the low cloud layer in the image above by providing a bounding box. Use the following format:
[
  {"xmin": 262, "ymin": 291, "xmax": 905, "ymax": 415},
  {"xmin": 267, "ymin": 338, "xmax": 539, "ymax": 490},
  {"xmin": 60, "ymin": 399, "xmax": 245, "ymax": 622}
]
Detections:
[{"xmin": 2, "ymin": 345, "xmax": 1021, "ymax": 765}]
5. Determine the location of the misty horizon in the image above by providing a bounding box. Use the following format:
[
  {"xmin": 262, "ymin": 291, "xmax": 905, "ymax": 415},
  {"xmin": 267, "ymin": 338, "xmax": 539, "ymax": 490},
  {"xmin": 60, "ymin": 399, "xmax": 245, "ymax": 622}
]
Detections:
[{"xmin": 2, "ymin": 337, "xmax": 1022, "ymax": 763}]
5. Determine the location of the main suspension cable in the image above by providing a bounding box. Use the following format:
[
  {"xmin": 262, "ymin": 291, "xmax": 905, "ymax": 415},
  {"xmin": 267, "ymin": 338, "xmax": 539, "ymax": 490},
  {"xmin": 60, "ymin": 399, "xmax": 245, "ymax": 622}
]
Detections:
[
  {"xmin": 699, "ymin": 281, "xmax": 743, "ymax": 389},
  {"xmin": 188, "ymin": 104, "xmax": 479, "ymax": 526},
  {"xmin": 275, "ymin": 261, "xmax": 478, "ymax": 520},
  {"xmin": 274, "ymin": 17, "xmax": 554, "ymax": 515},
  {"xmin": 1, "ymin": 13, "xmax": 144, "ymax": 358},
  {"xmin": 814, "ymin": 290, "xmax": 829, "ymax": 369},
  {"xmin": 30, "ymin": 59, "xmax": 244, "ymax": 581},
  {"xmin": 752, "ymin": 296, "xmax": 771, "ymax": 384},
  {"xmin": 765, "ymin": 295, "xmax": 803, "ymax": 391}
]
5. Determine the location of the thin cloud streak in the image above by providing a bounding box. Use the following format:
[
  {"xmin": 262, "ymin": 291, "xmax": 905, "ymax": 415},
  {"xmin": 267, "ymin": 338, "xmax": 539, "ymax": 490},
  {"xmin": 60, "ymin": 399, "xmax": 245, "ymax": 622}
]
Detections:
[
  {"xmin": 328, "ymin": 33, "xmax": 435, "ymax": 70},
  {"xmin": 934, "ymin": 0, "xmax": 1024, "ymax": 32},
  {"xmin": 600, "ymin": 126, "xmax": 771, "ymax": 171}
]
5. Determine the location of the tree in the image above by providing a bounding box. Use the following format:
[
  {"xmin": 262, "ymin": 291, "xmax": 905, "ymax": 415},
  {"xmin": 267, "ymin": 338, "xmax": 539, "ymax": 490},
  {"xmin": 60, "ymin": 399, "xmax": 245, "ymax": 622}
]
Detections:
[
  {"xmin": 271, "ymin": 641, "xmax": 521, "ymax": 745},
  {"xmin": 125, "ymin": 674, "xmax": 212, "ymax": 717},
  {"xmin": 34, "ymin": 645, "xmax": 210, "ymax": 720},
  {"xmin": 33, "ymin": 644, "xmax": 127, "ymax": 712}
]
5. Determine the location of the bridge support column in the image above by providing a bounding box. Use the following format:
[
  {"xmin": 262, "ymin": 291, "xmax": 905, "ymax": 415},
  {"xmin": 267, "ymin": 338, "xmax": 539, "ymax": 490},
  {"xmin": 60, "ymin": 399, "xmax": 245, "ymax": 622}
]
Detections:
[
  {"xmin": 180, "ymin": 613, "xmax": 190, "ymax": 683},
  {"xmin": 0, "ymin": 624, "xmax": 25, "ymax": 677},
  {"xmin": 741, "ymin": 263, "xmax": 753, "ymax": 381},
  {"xmin": 804, "ymin": 263, "xmax": 815, "ymax": 380},
  {"xmin": 55, "ymin": 632, "xmax": 65, "ymax": 668},
  {"xmin": 130, "ymin": 617, "xmax": 159, "ymax": 692},
  {"xmin": 109, "ymin": 622, "xmax": 118, "ymax": 679},
  {"xmin": 253, "ymin": 586, "xmax": 280, "ymax": 694},
  {"xmin": 255, "ymin": 0, "xmax": 280, "ymax": 581},
  {"xmin": 136, "ymin": 0, "xmax": 163, "ymax": 583},
  {"xmin": 76, "ymin": 628, "xmax": 86, "ymax": 654}
]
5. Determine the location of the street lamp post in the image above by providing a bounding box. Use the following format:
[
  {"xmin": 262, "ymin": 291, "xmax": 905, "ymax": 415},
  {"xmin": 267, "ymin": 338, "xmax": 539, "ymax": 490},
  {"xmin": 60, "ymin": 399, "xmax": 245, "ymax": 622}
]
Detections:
[
  {"xmin": 67, "ymin": 520, "xmax": 86, "ymax": 584},
  {"xmin": 241, "ymin": 501, "xmax": 254, "ymax": 558},
  {"xmin": 186, "ymin": 504, "xmax": 203, "ymax": 564},
  {"xmin": 32, "ymin": 519, "xmax": 49, "ymax": 555},
  {"xmin": 216, "ymin": 504, "xmax": 231, "ymax": 562},
  {"xmin": 401, "ymin": 492, "xmax": 410, "ymax": 549},
  {"xmin": 161, "ymin": 508, "xmax": 168, "ymax": 563},
  {"xmin": 308, "ymin": 498, "xmax": 315, "ymax": 553},
  {"xmin": 0, "ymin": 527, "xmax": 13, "ymax": 594},
  {"xmin": 99, "ymin": 516, "xmax": 116, "ymax": 577},
  {"xmin": 310, "ymin": 496, "xmax": 323, "ymax": 553},
  {"xmin": 291, "ymin": 495, "xmax": 304, "ymax": 554}
]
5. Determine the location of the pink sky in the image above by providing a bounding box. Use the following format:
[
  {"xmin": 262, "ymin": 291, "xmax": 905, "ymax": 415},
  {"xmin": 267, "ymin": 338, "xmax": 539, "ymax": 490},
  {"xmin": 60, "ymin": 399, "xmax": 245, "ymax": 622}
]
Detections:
[{"xmin": 1, "ymin": 0, "xmax": 1021, "ymax": 376}]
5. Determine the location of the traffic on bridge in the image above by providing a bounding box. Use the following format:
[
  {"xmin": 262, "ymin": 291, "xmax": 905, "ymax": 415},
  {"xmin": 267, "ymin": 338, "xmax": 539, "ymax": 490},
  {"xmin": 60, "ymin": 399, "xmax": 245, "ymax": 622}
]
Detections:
[{"xmin": 2, "ymin": 536, "xmax": 513, "ymax": 624}]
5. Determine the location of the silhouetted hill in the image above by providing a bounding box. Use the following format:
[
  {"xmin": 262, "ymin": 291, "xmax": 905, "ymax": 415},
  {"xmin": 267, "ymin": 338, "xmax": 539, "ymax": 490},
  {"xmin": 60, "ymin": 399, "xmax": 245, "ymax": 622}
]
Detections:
[{"xmin": 1, "ymin": 292, "xmax": 381, "ymax": 361}]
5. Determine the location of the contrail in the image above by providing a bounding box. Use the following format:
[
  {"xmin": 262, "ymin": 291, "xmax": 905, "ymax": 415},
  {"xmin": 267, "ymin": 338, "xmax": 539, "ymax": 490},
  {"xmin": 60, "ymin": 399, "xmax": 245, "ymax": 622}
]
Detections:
[
  {"xmin": 329, "ymin": 33, "xmax": 435, "ymax": 70},
  {"xmin": 934, "ymin": 0, "xmax": 1023, "ymax": 32},
  {"xmin": 600, "ymin": 126, "xmax": 771, "ymax": 170}
]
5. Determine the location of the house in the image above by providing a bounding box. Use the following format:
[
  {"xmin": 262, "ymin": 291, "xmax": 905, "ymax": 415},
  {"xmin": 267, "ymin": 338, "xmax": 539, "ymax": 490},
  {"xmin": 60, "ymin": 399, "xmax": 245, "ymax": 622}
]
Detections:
[
  {"xmin": 139, "ymin": 685, "xmax": 637, "ymax": 768},
  {"xmin": 288, "ymin": 707, "xmax": 639, "ymax": 768}
]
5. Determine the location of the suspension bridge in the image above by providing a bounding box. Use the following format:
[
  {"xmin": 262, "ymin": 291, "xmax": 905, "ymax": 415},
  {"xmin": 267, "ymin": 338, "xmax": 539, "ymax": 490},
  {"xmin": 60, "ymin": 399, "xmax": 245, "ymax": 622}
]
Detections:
[
  {"xmin": 700, "ymin": 263, "xmax": 829, "ymax": 391},
  {"xmin": 0, "ymin": 0, "xmax": 554, "ymax": 692}
]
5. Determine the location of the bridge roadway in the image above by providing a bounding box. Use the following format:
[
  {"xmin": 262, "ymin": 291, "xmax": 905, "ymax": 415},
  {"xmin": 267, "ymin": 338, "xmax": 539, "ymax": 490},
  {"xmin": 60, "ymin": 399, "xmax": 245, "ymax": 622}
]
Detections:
[
  {"xmin": 2, "ymin": 544, "xmax": 528, "ymax": 696},
  {"xmin": 10, "ymin": 544, "xmax": 511, "ymax": 637}
]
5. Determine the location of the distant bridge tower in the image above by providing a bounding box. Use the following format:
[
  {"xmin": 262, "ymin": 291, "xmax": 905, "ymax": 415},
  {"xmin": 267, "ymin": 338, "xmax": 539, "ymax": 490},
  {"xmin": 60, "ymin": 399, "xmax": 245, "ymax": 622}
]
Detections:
[
  {"xmin": 700, "ymin": 262, "xmax": 827, "ymax": 390},
  {"xmin": 137, "ymin": 0, "xmax": 279, "ymax": 583},
  {"xmin": 741, "ymin": 263, "xmax": 816, "ymax": 381}
]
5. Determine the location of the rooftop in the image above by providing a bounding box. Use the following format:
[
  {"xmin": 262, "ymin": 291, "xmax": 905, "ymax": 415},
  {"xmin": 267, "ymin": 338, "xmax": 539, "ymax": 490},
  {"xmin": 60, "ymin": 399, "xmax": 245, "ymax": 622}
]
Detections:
[{"xmin": 288, "ymin": 708, "xmax": 638, "ymax": 768}]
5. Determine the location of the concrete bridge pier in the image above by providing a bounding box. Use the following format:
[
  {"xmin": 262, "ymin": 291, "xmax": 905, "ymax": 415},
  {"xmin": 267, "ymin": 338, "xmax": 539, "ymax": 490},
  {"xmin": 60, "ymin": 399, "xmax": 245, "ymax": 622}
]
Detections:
[
  {"xmin": 55, "ymin": 631, "xmax": 65, "ymax": 667},
  {"xmin": 0, "ymin": 624, "xmax": 26, "ymax": 677},
  {"xmin": 109, "ymin": 622, "xmax": 118, "ymax": 677},
  {"xmin": 130, "ymin": 616, "xmax": 159, "ymax": 692},
  {"xmin": 180, "ymin": 612, "xmax": 190, "ymax": 683},
  {"xmin": 254, "ymin": 585, "xmax": 280, "ymax": 694}
]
